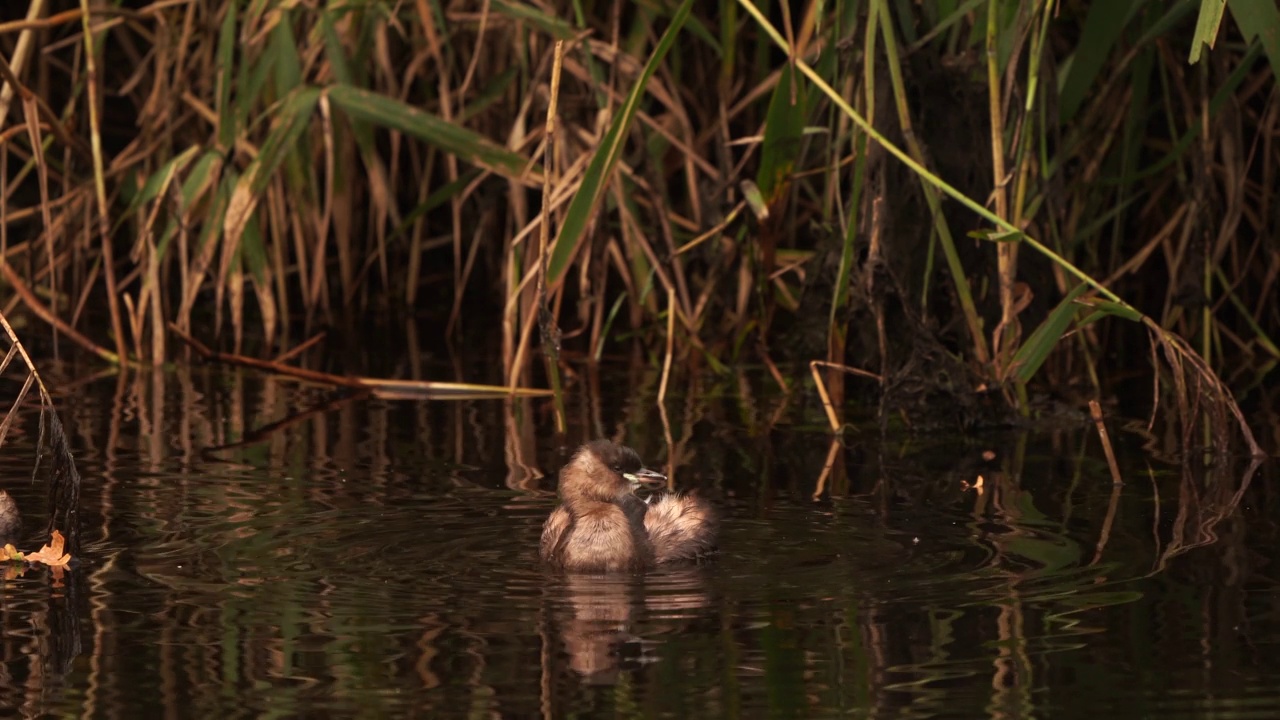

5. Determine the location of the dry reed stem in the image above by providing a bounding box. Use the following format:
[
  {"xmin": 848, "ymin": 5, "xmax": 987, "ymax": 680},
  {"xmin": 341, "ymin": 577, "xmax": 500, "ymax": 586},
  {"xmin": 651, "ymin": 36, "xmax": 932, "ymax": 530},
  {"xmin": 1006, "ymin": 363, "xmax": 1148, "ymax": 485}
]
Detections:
[
  {"xmin": 0, "ymin": 8, "xmax": 83, "ymax": 37},
  {"xmin": 171, "ymin": 324, "xmax": 551, "ymax": 399},
  {"xmin": 171, "ymin": 324, "xmax": 364, "ymax": 387},
  {"xmin": 0, "ymin": 0, "xmax": 46, "ymax": 142},
  {"xmin": 657, "ymin": 399, "xmax": 675, "ymax": 491},
  {"xmin": 674, "ymin": 201, "xmax": 744, "ymax": 256},
  {"xmin": 0, "ymin": 0, "xmax": 1269, "ymax": 461},
  {"xmin": 78, "ymin": 0, "xmax": 128, "ymax": 364},
  {"xmin": 986, "ymin": 0, "xmax": 1018, "ymax": 372},
  {"xmin": 272, "ymin": 331, "xmax": 325, "ymax": 364},
  {"xmin": 135, "ymin": 160, "xmax": 186, "ymax": 362},
  {"xmin": 0, "ymin": 313, "xmax": 46, "ymax": 450},
  {"xmin": 536, "ymin": 40, "xmax": 567, "ymax": 433},
  {"xmin": 657, "ymin": 287, "xmax": 676, "ymax": 405},
  {"xmin": 19, "ymin": 100, "xmax": 55, "ymax": 314},
  {"xmin": 0, "ymin": 308, "xmax": 83, "ymax": 555},
  {"xmin": 1146, "ymin": 321, "xmax": 1262, "ymax": 457},
  {"xmin": 811, "ymin": 435, "xmax": 842, "ymax": 501},
  {"xmin": 0, "ymin": 57, "xmax": 90, "ymax": 158},
  {"xmin": 1089, "ymin": 400, "xmax": 1124, "ymax": 486},
  {"xmin": 1, "ymin": 398, "xmax": 59, "ymax": 543},
  {"xmin": 1102, "ymin": 203, "xmax": 1190, "ymax": 287},
  {"xmin": 0, "ymin": 261, "xmax": 119, "ymax": 363}
]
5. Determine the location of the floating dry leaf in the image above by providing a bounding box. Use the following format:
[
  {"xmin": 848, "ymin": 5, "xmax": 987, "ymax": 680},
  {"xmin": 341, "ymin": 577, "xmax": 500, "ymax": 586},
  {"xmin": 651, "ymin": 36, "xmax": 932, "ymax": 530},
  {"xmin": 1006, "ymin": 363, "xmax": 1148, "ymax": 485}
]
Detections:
[
  {"xmin": 1, "ymin": 544, "xmax": 23, "ymax": 562},
  {"xmin": 24, "ymin": 529, "xmax": 71, "ymax": 568}
]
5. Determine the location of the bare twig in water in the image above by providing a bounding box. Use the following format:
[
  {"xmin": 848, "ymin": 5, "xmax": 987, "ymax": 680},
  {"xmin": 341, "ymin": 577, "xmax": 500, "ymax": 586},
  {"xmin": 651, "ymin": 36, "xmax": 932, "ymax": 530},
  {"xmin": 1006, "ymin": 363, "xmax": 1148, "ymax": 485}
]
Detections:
[
  {"xmin": 812, "ymin": 436, "xmax": 842, "ymax": 501},
  {"xmin": 1090, "ymin": 476, "xmax": 1124, "ymax": 567},
  {"xmin": 171, "ymin": 324, "xmax": 365, "ymax": 387},
  {"xmin": 170, "ymin": 324, "xmax": 552, "ymax": 399}
]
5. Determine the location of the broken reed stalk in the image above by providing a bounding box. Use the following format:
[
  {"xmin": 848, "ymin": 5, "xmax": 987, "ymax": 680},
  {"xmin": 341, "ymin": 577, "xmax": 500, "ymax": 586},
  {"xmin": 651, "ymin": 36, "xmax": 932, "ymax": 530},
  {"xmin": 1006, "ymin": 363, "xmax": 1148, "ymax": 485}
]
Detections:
[
  {"xmin": 810, "ymin": 360, "xmax": 882, "ymax": 432},
  {"xmin": 536, "ymin": 40, "xmax": 567, "ymax": 434},
  {"xmin": 1089, "ymin": 399, "xmax": 1124, "ymax": 486}
]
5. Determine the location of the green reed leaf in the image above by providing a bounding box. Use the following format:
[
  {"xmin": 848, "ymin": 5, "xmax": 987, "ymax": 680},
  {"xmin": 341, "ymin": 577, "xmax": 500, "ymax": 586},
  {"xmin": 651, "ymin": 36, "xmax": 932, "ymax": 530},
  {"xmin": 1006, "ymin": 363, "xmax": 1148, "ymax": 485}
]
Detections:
[
  {"xmin": 1010, "ymin": 284, "xmax": 1088, "ymax": 384},
  {"xmin": 327, "ymin": 84, "xmax": 540, "ymax": 185},
  {"xmin": 1191, "ymin": 0, "xmax": 1228, "ymax": 63},
  {"xmin": 223, "ymin": 87, "xmax": 321, "ymax": 263},
  {"xmin": 756, "ymin": 65, "xmax": 807, "ymax": 202},
  {"xmin": 546, "ymin": 0, "xmax": 695, "ymax": 286},
  {"xmin": 1077, "ymin": 297, "xmax": 1144, "ymax": 323},
  {"xmin": 119, "ymin": 146, "xmax": 201, "ymax": 225},
  {"xmin": 1059, "ymin": 0, "xmax": 1144, "ymax": 123},
  {"xmin": 1225, "ymin": 0, "xmax": 1280, "ymax": 80},
  {"xmin": 491, "ymin": 0, "xmax": 576, "ymax": 40}
]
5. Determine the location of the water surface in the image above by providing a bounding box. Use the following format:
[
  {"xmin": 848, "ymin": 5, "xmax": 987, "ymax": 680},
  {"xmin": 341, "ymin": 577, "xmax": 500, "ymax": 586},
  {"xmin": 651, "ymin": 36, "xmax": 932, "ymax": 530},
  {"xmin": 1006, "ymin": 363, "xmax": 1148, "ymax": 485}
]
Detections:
[{"xmin": 0, "ymin": 365, "xmax": 1275, "ymax": 718}]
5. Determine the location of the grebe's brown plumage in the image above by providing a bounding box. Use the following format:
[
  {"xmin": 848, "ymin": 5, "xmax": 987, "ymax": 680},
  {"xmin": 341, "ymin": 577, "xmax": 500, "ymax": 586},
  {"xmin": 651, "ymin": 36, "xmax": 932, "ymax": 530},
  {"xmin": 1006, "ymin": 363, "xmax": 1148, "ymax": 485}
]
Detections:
[
  {"xmin": 0, "ymin": 490, "xmax": 20, "ymax": 543},
  {"xmin": 540, "ymin": 440, "xmax": 717, "ymax": 573}
]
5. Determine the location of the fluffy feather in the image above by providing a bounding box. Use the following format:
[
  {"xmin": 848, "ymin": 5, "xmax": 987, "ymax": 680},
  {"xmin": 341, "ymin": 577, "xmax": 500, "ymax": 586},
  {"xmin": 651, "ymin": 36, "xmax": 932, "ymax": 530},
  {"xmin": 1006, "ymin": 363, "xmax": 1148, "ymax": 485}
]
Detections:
[{"xmin": 540, "ymin": 441, "xmax": 717, "ymax": 572}]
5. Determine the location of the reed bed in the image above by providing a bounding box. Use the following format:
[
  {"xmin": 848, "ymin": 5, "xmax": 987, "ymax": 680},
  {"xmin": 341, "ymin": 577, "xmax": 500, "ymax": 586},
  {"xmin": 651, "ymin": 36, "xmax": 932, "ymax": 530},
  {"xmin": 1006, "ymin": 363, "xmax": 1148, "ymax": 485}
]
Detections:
[{"xmin": 0, "ymin": 1, "xmax": 1276, "ymax": 450}]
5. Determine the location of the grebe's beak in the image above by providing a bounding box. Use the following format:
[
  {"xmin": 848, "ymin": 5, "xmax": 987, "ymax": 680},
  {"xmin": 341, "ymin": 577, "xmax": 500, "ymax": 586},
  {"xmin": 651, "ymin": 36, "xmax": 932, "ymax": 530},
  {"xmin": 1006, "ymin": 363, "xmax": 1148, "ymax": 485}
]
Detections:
[{"xmin": 623, "ymin": 467, "xmax": 667, "ymax": 489}]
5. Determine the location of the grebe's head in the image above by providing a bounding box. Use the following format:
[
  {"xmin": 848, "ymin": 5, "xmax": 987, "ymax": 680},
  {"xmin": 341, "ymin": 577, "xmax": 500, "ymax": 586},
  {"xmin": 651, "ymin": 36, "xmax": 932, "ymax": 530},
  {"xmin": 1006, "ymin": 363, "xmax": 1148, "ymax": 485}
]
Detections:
[{"xmin": 558, "ymin": 440, "xmax": 666, "ymax": 504}]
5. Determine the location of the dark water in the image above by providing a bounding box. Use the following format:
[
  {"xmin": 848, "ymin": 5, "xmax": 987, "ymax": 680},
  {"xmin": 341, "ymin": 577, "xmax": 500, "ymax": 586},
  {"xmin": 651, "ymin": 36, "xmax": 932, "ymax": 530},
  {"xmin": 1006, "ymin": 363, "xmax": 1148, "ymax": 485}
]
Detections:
[{"xmin": 0, "ymin": 365, "xmax": 1276, "ymax": 718}]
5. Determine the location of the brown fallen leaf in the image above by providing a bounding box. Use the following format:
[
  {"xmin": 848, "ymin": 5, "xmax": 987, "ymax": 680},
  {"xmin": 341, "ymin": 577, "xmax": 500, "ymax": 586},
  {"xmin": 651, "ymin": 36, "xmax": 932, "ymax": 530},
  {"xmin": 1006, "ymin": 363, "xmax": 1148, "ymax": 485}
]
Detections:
[{"xmin": 25, "ymin": 529, "xmax": 72, "ymax": 568}]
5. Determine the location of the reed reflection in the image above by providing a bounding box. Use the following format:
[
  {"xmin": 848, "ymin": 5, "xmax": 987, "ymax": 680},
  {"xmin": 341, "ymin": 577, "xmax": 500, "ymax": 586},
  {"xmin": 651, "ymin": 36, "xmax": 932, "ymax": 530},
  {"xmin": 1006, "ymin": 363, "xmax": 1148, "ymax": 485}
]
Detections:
[{"xmin": 0, "ymin": 359, "xmax": 1268, "ymax": 718}]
